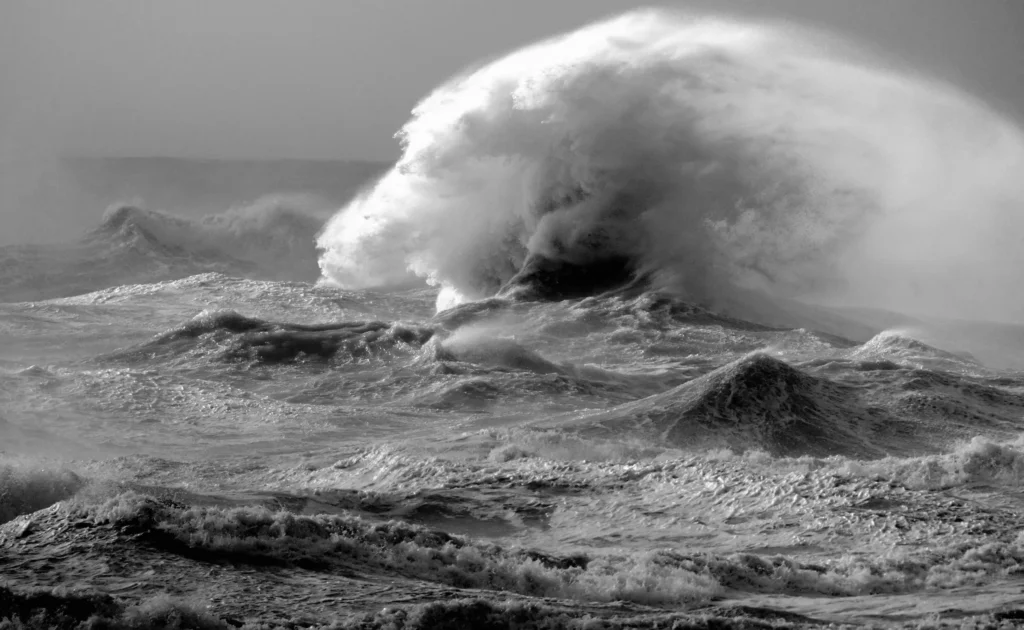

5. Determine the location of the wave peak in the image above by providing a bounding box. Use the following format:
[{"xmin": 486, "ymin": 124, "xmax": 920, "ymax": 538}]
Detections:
[{"xmin": 571, "ymin": 353, "xmax": 895, "ymax": 457}]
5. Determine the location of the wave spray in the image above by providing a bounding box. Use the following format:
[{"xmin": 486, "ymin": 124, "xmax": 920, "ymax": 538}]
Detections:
[{"xmin": 317, "ymin": 9, "xmax": 1024, "ymax": 321}]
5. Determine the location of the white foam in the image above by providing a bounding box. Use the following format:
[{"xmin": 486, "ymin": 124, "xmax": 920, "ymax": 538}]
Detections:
[{"xmin": 317, "ymin": 9, "xmax": 1024, "ymax": 322}]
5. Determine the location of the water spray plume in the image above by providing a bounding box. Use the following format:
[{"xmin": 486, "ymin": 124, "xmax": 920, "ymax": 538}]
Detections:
[{"xmin": 318, "ymin": 9, "xmax": 1024, "ymax": 322}]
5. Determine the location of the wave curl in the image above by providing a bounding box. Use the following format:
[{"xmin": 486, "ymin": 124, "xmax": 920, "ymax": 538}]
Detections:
[{"xmin": 317, "ymin": 9, "xmax": 1024, "ymax": 321}]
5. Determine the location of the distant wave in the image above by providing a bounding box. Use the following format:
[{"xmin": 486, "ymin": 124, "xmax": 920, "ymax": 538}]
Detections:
[
  {"xmin": 0, "ymin": 196, "xmax": 327, "ymax": 302},
  {"xmin": 317, "ymin": 9, "xmax": 1024, "ymax": 322},
  {"xmin": 91, "ymin": 197, "xmax": 326, "ymax": 278}
]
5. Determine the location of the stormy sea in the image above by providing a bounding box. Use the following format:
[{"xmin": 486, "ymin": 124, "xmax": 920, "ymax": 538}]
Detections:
[{"xmin": 3, "ymin": 10, "xmax": 1024, "ymax": 629}]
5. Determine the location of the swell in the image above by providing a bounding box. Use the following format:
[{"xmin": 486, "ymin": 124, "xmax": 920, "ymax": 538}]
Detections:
[
  {"xmin": 542, "ymin": 353, "xmax": 891, "ymax": 457},
  {"xmin": 519, "ymin": 316, "xmax": 1024, "ymax": 457},
  {"xmin": 82, "ymin": 294, "xmax": 1024, "ymax": 459}
]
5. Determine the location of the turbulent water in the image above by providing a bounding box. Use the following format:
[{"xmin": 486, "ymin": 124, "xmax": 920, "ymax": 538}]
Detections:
[{"xmin": 4, "ymin": 10, "xmax": 1024, "ymax": 630}]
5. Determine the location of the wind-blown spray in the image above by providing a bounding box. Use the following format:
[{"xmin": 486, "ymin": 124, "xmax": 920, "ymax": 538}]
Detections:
[{"xmin": 317, "ymin": 9, "xmax": 1024, "ymax": 321}]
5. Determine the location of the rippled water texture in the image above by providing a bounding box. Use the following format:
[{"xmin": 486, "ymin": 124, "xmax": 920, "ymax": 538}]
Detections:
[{"xmin": 4, "ymin": 8, "xmax": 1024, "ymax": 629}]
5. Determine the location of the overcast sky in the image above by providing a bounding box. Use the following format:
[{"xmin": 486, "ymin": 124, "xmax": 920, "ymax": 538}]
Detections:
[{"xmin": 2, "ymin": 0, "xmax": 1023, "ymax": 162}]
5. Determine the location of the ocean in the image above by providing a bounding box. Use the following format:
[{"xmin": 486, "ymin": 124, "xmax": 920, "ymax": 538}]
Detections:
[{"xmin": 3, "ymin": 9, "xmax": 1024, "ymax": 629}]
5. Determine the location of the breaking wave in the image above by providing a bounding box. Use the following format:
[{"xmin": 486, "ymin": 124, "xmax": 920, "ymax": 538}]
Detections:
[
  {"xmin": 92, "ymin": 196, "xmax": 326, "ymax": 279},
  {"xmin": 106, "ymin": 309, "xmax": 435, "ymax": 365},
  {"xmin": 0, "ymin": 196, "xmax": 327, "ymax": 301},
  {"xmin": 55, "ymin": 492, "xmax": 1024, "ymax": 604},
  {"xmin": 317, "ymin": 9, "xmax": 1024, "ymax": 322}
]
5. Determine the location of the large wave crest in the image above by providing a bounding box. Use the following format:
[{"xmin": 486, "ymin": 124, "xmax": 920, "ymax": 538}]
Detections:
[{"xmin": 317, "ymin": 9, "xmax": 1024, "ymax": 321}]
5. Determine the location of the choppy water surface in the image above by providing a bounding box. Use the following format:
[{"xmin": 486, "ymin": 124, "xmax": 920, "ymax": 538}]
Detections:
[
  {"xmin": 4, "ymin": 267, "xmax": 1024, "ymax": 627},
  {"xmin": 5, "ymin": 8, "xmax": 1024, "ymax": 629}
]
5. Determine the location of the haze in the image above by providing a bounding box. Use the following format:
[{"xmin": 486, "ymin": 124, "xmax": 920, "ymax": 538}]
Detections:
[{"xmin": 1, "ymin": 1, "xmax": 1023, "ymax": 247}]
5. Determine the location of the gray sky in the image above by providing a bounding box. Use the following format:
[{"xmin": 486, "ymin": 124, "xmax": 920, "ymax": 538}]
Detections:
[{"xmin": 2, "ymin": 0, "xmax": 1024, "ymax": 161}]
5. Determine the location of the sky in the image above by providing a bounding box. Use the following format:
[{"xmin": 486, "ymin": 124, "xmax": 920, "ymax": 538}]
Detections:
[{"xmin": 2, "ymin": 0, "xmax": 1024, "ymax": 162}]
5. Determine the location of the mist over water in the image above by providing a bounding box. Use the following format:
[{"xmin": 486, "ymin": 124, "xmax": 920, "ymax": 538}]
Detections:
[{"xmin": 317, "ymin": 9, "xmax": 1024, "ymax": 322}]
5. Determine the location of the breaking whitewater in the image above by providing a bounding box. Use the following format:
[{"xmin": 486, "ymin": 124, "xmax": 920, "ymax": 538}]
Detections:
[{"xmin": 4, "ymin": 10, "xmax": 1024, "ymax": 629}]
